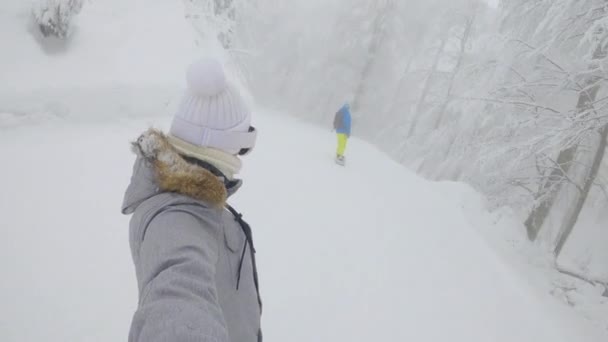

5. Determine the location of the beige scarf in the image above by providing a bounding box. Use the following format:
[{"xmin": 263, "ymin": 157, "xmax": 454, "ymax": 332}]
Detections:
[{"xmin": 167, "ymin": 134, "xmax": 243, "ymax": 179}]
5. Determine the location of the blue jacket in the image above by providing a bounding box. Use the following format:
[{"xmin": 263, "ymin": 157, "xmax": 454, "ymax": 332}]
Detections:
[{"xmin": 333, "ymin": 104, "xmax": 352, "ymax": 136}]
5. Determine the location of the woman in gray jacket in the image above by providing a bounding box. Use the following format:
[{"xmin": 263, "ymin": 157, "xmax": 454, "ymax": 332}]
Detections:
[{"xmin": 121, "ymin": 58, "xmax": 262, "ymax": 342}]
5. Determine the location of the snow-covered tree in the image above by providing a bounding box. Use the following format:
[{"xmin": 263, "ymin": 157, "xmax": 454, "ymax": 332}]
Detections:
[
  {"xmin": 184, "ymin": 0, "xmax": 258, "ymax": 50},
  {"xmin": 32, "ymin": 0, "xmax": 83, "ymax": 39},
  {"xmin": 236, "ymin": 0, "xmax": 608, "ymax": 284},
  {"xmin": 468, "ymin": 1, "xmax": 608, "ymax": 256}
]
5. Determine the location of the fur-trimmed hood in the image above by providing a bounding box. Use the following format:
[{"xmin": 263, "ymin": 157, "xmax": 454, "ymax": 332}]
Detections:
[{"xmin": 122, "ymin": 129, "xmax": 237, "ymax": 213}]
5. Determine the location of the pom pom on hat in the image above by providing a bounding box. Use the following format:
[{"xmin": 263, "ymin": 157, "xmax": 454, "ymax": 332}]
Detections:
[
  {"xmin": 169, "ymin": 57, "xmax": 256, "ymax": 158},
  {"xmin": 186, "ymin": 58, "xmax": 228, "ymax": 97}
]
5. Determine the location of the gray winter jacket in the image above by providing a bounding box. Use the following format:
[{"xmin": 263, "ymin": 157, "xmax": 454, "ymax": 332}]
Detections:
[{"xmin": 121, "ymin": 129, "xmax": 262, "ymax": 342}]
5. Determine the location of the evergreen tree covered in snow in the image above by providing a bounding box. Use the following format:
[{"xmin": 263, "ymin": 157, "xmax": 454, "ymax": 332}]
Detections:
[
  {"xmin": 32, "ymin": 0, "xmax": 83, "ymax": 39},
  {"xmin": 184, "ymin": 0, "xmax": 247, "ymax": 49}
]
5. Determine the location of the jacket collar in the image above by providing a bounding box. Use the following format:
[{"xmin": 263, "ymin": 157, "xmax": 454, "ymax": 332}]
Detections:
[{"xmin": 122, "ymin": 129, "xmax": 238, "ymax": 213}]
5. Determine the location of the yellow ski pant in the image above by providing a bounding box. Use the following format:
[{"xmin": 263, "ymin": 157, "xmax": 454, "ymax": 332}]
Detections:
[{"xmin": 337, "ymin": 133, "xmax": 348, "ymax": 157}]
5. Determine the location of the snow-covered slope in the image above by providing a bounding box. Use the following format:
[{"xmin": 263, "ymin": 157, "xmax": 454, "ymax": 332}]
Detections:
[
  {"xmin": 0, "ymin": 0, "xmax": 204, "ymax": 125},
  {"xmin": 0, "ymin": 0, "xmax": 199, "ymax": 89},
  {"xmin": 0, "ymin": 112, "xmax": 606, "ymax": 342}
]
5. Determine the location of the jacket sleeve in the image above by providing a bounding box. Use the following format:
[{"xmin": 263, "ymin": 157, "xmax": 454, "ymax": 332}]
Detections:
[{"xmin": 130, "ymin": 210, "xmax": 229, "ymax": 342}]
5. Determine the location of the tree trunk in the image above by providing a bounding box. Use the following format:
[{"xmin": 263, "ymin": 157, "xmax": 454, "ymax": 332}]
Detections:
[
  {"xmin": 525, "ymin": 144, "xmax": 579, "ymax": 240},
  {"xmin": 434, "ymin": 16, "xmax": 474, "ymax": 130},
  {"xmin": 385, "ymin": 53, "xmax": 416, "ymax": 120},
  {"xmin": 525, "ymin": 40, "xmax": 605, "ymax": 241},
  {"xmin": 525, "ymin": 83, "xmax": 602, "ymax": 240},
  {"xmin": 390, "ymin": 21, "xmax": 431, "ymax": 109},
  {"xmin": 351, "ymin": 0, "xmax": 393, "ymax": 114},
  {"xmin": 554, "ymin": 123, "xmax": 608, "ymax": 256},
  {"xmin": 379, "ymin": 21, "xmax": 430, "ymax": 142},
  {"xmin": 407, "ymin": 30, "xmax": 449, "ymax": 138}
]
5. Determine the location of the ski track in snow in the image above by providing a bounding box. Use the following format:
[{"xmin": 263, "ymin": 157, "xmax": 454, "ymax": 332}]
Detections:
[{"xmin": 0, "ymin": 112, "xmax": 606, "ymax": 342}]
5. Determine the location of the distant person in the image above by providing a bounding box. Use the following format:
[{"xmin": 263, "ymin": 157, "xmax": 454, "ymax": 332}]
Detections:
[
  {"xmin": 121, "ymin": 58, "xmax": 262, "ymax": 342},
  {"xmin": 333, "ymin": 103, "xmax": 352, "ymax": 165}
]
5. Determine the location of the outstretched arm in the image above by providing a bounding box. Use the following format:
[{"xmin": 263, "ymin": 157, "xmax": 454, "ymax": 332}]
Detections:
[{"xmin": 130, "ymin": 210, "xmax": 229, "ymax": 342}]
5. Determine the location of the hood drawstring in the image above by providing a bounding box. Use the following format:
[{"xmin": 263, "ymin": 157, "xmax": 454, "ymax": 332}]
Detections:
[
  {"xmin": 227, "ymin": 205, "xmax": 262, "ymax": 312},
  {"xmin": 180, "ymin": 155, "xmax": 262, "ymax": 312},
  {"xmin": 229, "ymin": 207, "xmax": 255, "ymax": 289}
]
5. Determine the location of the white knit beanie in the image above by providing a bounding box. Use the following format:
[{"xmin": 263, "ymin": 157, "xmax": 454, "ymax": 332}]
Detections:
[{"xmin": 169, "ymin": 58, "xmax": 256, "ymax": 157}]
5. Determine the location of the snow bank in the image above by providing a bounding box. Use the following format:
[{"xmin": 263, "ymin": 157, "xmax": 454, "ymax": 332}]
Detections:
[{"xmin": 0, "ymin": 0, "xmax": 204, "ymax": 122}]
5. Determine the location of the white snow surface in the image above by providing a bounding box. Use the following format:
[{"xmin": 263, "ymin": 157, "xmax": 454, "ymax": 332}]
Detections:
[
  {"xmin": 0, "ymin": 0, "xmax": 206, "ymax": 125},
  {"xmin": 0, "ymin": 112, "xmax": 606, "ymax": 342},
  {"xmin": 0, "ymin": 0, "xmax": 199, "ymax": 89}
]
